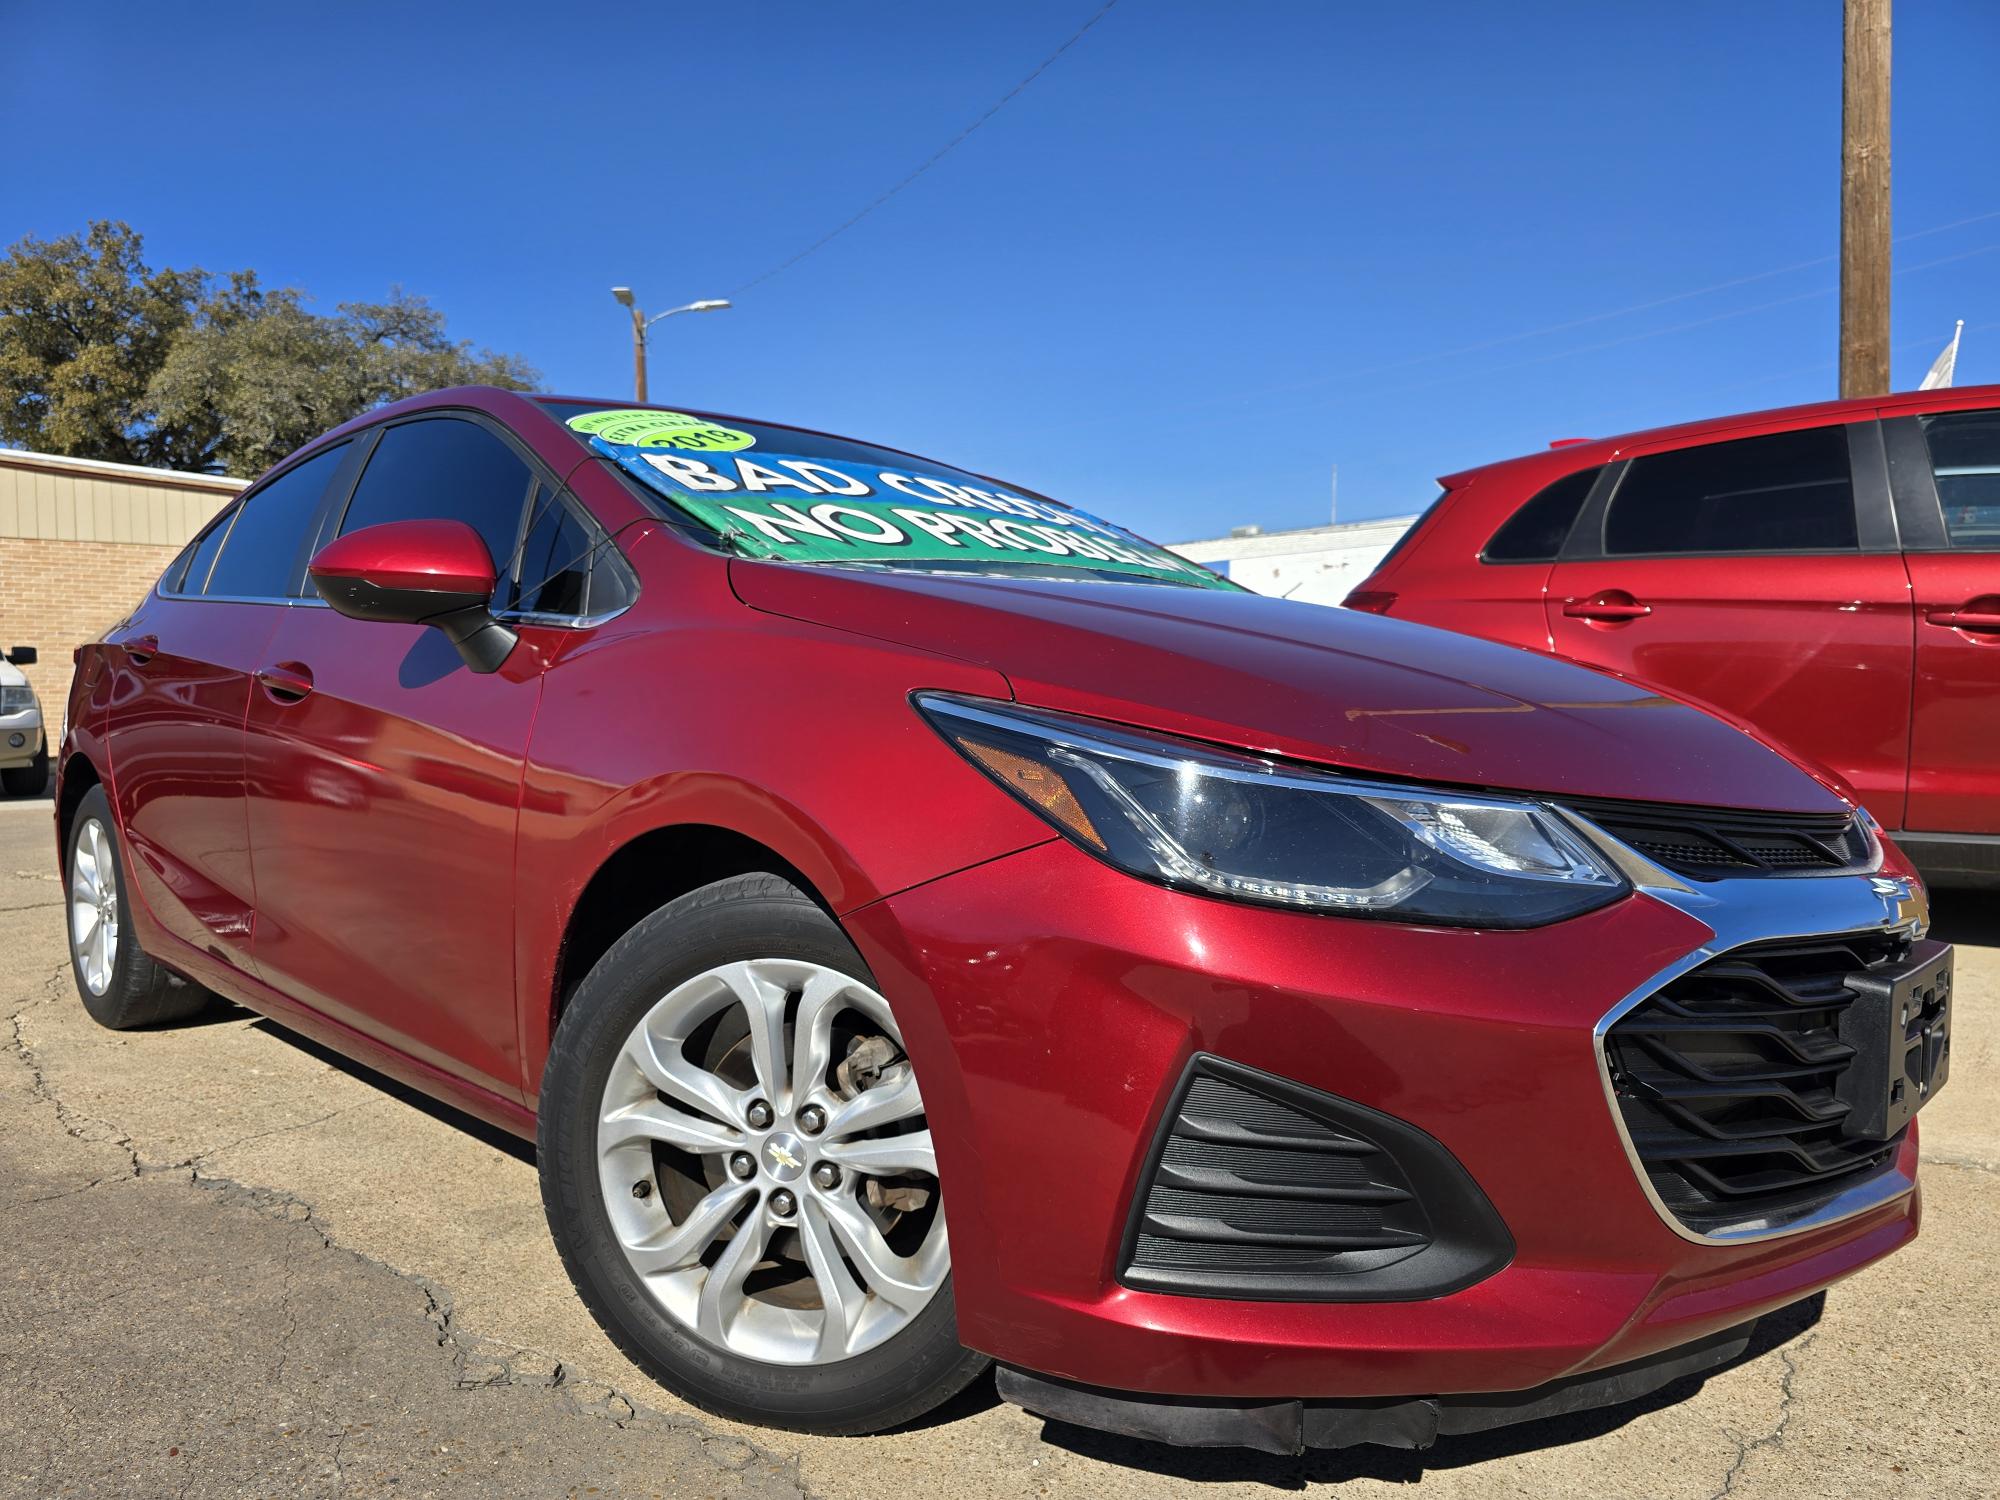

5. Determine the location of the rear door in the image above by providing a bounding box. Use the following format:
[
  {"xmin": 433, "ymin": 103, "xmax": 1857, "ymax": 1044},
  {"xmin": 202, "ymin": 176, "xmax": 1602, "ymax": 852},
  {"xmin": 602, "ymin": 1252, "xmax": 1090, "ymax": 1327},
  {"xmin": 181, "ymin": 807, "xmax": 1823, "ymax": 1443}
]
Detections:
[
  {"xmin": 1544, "ymin": 421, "xmax": 1914, "ymax": 825},
  {"xmin": 242, "ymin": 412, "xmax": 619, "ymax": 1099},
  {"xmin": 103, "ymin": 441, "xmax": 357, "ymax": 971},
  {"xmin": 1886, "ymin": 404, "xmax": 2000, "ymax": 834}
]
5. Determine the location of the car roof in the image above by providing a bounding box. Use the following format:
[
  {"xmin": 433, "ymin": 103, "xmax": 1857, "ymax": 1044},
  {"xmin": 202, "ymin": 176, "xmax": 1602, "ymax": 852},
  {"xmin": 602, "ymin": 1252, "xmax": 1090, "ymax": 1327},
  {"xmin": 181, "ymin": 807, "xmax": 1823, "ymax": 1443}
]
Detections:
[
  {"xmin": 299, "ymin": 387, "xmax": 1069, "ymax": 510},
  {"xmin": 1440, "ymin": 382, "xmax": 2000, "ymax": 489}
]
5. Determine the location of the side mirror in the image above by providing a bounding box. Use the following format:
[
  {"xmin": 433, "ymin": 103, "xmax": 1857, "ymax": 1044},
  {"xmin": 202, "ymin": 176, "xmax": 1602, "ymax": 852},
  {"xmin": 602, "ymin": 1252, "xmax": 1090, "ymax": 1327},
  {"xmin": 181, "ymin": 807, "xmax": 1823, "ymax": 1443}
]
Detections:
[
  {"xmin": 309, "ymin": 520, "xmax": 517, "ymax": 674},
  {"xmin": 4, "ymin": 646, "xmax": 36, "ymax": 666}
]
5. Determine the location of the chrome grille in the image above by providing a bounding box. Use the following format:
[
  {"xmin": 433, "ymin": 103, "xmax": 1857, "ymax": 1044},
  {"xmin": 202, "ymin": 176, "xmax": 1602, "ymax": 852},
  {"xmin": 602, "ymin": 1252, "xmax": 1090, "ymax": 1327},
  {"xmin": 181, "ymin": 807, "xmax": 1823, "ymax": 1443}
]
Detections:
[{"xmin": 1603, "ymin": 931, "xmax": 1913, "ymax": 1235}]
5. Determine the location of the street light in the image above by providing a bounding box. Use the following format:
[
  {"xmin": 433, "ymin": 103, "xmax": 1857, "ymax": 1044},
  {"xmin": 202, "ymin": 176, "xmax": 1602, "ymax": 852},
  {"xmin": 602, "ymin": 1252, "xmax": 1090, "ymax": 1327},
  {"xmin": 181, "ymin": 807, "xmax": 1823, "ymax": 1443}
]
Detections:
[{"xmin": 611, "ymin": 287, "xmax": 731, "ymax": 402}]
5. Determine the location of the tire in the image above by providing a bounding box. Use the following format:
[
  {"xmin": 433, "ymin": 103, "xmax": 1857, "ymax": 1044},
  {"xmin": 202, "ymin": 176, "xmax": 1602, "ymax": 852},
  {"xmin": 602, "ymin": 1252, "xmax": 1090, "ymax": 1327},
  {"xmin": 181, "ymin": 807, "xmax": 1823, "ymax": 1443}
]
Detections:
[
  {"xmin": 65, "ymin": 785, "xmax": 210, "ymax": 1029},
  {"xmin": 2, "ymin": 749, "xmax": 48, "ymax": 797},
  {"xmin": 539, "ymin": 873, "xmax": 987, "ymax": 1435}
]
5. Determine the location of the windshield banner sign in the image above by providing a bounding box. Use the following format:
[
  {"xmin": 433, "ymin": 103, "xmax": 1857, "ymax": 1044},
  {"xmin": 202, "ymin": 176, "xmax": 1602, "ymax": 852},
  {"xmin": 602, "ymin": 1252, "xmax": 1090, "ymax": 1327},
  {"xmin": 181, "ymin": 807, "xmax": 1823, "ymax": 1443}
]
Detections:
[{"xmin": 591, "ymin": 438, "xmax": 1230, "ymax": 589}]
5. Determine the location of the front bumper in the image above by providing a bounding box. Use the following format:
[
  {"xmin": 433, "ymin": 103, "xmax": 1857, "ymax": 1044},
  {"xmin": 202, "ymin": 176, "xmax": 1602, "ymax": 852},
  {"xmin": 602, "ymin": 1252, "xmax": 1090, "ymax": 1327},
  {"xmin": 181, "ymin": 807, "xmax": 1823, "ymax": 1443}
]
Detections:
[
  {"xmin": 0, "ymin": 713, "xmax": 43, "ymax": 768},
  {"xmin": 844, "ymin": 838, "xmax": 1925, "ymax": 1403},
  {"xmin": 997, "ymin": 1318, "xmax": 1760, "ymax": 1454}
]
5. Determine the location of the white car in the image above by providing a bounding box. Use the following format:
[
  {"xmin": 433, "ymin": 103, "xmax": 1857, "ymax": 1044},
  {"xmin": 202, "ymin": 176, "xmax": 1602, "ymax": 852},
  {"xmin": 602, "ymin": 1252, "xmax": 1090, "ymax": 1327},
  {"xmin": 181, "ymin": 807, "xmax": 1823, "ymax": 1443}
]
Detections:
[{"xmin": 1, "ymin": 647, "xmax": 47, "ymax": 796}]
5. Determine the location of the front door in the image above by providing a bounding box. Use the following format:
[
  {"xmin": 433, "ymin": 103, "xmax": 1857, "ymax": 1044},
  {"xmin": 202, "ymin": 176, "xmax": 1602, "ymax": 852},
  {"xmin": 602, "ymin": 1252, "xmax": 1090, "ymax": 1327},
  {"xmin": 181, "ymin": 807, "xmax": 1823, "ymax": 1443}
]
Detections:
[
  {"xmin": 243, "ymin": 413, "xmax": 553, "ymax": 1100},
  {"xmin": 1544, "ymin": 421, "xmax": 1914, "ymax": 825},
  {"xmin": 1891, "ymin": 405, "xmax": 2000, "ymax": 834}
]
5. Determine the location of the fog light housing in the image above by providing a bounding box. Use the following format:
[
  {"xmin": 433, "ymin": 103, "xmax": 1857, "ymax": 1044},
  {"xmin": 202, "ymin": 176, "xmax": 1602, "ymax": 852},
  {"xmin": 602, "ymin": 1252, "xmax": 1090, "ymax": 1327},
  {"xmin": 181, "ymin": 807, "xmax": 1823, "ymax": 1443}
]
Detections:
[{"xmin": 6, "ymin": 733, "xmax": 25, "ymax": 749}]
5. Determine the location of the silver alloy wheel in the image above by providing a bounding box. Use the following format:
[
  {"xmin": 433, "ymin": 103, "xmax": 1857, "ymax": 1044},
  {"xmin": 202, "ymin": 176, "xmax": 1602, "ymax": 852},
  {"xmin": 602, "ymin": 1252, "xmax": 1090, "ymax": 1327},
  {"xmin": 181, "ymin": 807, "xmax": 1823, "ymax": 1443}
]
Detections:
[
  {"xmin": 596, "ymin": 958, "xmax": 948, "ymax": 1365},
  {"xmin": 69, "ymin": 817, "xmax": 120, "ymax": 996}
]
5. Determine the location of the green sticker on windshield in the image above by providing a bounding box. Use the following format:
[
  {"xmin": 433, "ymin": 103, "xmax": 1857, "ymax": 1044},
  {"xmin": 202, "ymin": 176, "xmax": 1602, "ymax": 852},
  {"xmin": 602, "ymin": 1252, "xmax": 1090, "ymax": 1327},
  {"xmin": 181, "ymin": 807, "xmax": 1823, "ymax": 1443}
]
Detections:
[{"xmin": 566, "ymin": 408, "xmax": 755, "ymax": 452}]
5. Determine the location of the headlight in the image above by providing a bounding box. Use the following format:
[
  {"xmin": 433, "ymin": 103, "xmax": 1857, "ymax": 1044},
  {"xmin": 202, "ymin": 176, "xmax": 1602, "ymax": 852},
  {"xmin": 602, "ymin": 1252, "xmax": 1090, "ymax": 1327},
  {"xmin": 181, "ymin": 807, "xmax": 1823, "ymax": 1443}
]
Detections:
[
  {"xmin": 0, "ymin": 686, "xmax": 35, "ymax": 715},
  {"xmin": 918, "ymin": 695, "xmax": 1627, "ymax": 928}
]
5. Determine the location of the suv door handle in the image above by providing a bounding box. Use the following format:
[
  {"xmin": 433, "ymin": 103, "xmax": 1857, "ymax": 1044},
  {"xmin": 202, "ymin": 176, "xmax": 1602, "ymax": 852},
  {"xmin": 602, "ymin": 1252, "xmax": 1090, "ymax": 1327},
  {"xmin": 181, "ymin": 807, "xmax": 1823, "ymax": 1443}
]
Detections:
[
  {"xmin": 125, "ymin": 634, "xmax": 160, "ymax": 665},
  {"xmin": 1563, "ymin": 594, "xmax": 1652, "ymax": 623},
  {"xmin": 1925, "ymin": 602, "xmax": 2000, "ymax": 634},
  {"xmin": 254, "ymin": 662, "xmax": 315, "ymax": 703}
]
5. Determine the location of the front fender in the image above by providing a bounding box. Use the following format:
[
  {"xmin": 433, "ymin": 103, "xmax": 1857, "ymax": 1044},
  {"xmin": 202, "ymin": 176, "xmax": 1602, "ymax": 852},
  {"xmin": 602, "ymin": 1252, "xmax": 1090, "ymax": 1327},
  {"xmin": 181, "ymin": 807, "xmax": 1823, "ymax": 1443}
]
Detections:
[{"xmin": 511, "ymin": 609, "xmax": 1054, "ymax": 1093}]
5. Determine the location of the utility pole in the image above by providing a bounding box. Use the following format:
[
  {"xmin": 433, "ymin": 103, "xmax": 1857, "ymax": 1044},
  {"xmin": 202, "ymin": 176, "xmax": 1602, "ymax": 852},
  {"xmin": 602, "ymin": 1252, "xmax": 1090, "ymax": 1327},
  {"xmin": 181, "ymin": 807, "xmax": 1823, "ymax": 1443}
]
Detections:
[
  {"xmin": 626, "ymin": 300, "xmax": 648, "ymax": 403},
  {"xmin": 1840, "ymin": 0, "xmax": 1891, "ymax": 397},
  {"xmin": 609, "ymin": 288, "xmax": 732, "ymax": 404}
]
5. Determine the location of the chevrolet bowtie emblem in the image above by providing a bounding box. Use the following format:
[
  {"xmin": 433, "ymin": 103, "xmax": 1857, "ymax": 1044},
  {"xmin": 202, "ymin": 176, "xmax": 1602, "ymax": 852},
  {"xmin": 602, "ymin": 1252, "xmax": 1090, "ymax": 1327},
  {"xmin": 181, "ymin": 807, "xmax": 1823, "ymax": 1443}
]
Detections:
[
  {"xmin": 1870, "ymin": 875, "xmax": 1929, "ymax": 935},
  {"xmin": 767, "ymin": 1142, "xmax": 801, "ymax": 1171}
]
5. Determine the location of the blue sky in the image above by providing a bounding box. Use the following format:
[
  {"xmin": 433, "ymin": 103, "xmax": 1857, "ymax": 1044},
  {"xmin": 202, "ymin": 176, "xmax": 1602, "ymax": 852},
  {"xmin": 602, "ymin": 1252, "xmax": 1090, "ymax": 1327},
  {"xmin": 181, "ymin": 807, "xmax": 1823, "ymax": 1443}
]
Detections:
[{"xmin": 6, "ymin": 1, "xmax": 1996, "ymax": 540}]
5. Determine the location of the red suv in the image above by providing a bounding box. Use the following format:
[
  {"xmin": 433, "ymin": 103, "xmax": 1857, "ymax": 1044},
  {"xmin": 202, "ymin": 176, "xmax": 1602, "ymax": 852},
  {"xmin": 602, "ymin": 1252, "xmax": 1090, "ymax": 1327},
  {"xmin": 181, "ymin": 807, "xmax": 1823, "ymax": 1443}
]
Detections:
[
  {"xmin": 57, "ymin": 387, "xmax": 1950, "ymax": 1455},
  {"xmin": 1348, "ymin": 386, "xmax": 2000, "ymax": 889}
]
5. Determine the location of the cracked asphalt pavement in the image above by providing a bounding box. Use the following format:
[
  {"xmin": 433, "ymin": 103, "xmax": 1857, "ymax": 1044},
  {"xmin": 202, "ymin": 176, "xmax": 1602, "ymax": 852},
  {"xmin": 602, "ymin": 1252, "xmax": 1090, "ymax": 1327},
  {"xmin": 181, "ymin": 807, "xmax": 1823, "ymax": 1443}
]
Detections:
[{"xmin": 2, "ymin": 791, "xmax": 1995, "ymax": 1498}]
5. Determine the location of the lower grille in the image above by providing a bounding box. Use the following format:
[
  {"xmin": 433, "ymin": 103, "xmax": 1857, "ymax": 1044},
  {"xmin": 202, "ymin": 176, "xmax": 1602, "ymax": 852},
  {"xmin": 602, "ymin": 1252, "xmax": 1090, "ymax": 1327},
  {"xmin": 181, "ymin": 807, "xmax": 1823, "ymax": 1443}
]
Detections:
[
  {"xmin": 1119, "ymin": 1056, "xmax": 1511, "ymax": 1301},
  {"xmin": 1602, "ymin": 931, "xmax": 1923, "ymax": 1236},
  {"xmin": 1559, "ymin": 796, "xmax": 1875, "ymax": 880}
]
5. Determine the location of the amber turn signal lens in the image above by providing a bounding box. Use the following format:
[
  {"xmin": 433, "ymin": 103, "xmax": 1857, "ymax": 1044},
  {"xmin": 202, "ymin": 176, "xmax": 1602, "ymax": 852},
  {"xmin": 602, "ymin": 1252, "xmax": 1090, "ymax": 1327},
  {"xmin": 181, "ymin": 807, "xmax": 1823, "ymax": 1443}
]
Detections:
[{"xmin": 956, "ymin": 739, "xmax": 1105, "ymax": 849}]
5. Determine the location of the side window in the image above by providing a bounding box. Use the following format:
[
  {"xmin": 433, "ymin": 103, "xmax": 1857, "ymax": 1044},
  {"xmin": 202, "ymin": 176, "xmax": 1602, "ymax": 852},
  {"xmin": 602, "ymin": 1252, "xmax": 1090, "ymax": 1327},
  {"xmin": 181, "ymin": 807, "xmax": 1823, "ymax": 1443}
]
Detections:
[
  {"xmin": 1604, "ymin": 426, "xmax": 1857, "ymax": 557},
  {"xmin": 164, "ymin": 505, "xmax": 232, "ymax": 595},
  {"xmin": 504, "ymin": 486, "xmax": 638, "ymax": 618},
  {"xmin": 204, "ymin": 443, "xmax": 352, "ymax": 598},
  {"xmin": 337, "ymin": 417, "xmax": 534, "ymax": 583},
  {"xmin": 1483, "ymin": 467, "xmax": 1600, "ymax": 562},
  {"xmin": 508, "ymin": 487, "xmax": 595, "ymax": 615},
  {"xmin": 1918, "ymin": 408, "xmax": 2000, "ymax": 549}
]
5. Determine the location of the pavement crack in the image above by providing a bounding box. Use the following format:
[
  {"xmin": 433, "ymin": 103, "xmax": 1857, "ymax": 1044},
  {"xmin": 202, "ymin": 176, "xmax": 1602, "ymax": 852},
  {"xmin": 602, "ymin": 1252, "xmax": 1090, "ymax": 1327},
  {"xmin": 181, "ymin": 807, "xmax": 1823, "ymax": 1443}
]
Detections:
[
  {"xmin": 1707, "ymin": 1332, "xmax": 1816, "ymax": 1500},
  {"xmin": 6, "ymin": 1005, "xmax": 143, "ymax": 1182},
  {"xmin": 6, "ymin": 955, "xmax": 813, "ymax": 1495},
  {"xmin": 181, "ymin": 1169, "xmax": 809, "ymax": 1494},
  {"xmin": 176, "ymin": 1100, "xmax": 378, "ymax": 1168}
]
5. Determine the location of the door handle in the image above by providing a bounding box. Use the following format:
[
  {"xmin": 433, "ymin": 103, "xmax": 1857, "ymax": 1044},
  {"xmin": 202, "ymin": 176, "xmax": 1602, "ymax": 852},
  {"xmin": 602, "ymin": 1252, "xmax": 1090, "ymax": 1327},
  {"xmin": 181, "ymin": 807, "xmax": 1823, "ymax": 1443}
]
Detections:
[
  {"xmin": 1925, "ymin": 606, "xmax": 2000, "ymax": 633},
  {"xmin": 254, "ymin": 662, "xmax": 315, "ymax": 703},
  {"xmin": 1563, "ymin": 596, "xmax": 1652, "ymax": 623},
  {"xmin": 126, "ymin": 634, "xmax": 160, "ymax": 665}
]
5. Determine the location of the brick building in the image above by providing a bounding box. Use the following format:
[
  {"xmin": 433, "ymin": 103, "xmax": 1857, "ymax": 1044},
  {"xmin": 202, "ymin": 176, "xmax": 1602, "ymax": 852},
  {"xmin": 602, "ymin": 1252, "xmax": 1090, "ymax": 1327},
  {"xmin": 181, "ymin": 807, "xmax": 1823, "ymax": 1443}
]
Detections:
[{"xmin": 0, "ymin": 449, "xmax": 244, "ymax": 715}]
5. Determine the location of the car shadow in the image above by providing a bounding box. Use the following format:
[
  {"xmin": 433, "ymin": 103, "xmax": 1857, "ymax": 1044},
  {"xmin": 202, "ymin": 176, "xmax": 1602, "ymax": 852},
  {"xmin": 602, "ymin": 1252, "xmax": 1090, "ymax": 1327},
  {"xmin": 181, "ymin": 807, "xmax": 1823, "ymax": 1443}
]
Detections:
[
  {"xmin": 1025, "ymin": 1295, "xmax": 1825, "ymax": 1487},
  {"xmin": 1926, "ymin": 888, "xmax": 1999, "ymax": 948},
  {"xmin": 247, "ymin": 1017, "xmax": 537, "ymax": 1165}
]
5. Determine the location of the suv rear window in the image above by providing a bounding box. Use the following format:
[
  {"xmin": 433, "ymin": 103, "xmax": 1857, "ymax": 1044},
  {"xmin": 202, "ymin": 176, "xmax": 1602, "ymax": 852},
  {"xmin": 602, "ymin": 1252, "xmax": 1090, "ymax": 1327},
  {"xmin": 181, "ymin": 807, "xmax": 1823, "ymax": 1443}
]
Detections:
[
  {"xmin": 1919, "ymin": 408, "xmax": 2000, "ymax": 548},
  {"xmin": 1483, "ymin": 467, "xmax": 1599, "ymax": 562},
  {"xmin": 1604, "ymin": 426, "xmax": 1857, "ymax": 556}
]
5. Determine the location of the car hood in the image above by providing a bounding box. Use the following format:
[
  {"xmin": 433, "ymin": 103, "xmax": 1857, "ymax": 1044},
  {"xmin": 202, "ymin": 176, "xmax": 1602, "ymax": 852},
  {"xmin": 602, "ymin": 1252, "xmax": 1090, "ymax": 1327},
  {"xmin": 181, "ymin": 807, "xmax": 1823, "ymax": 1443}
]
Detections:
[
  {"xmin": 0, "ymin": 659, "xmax": 26, "ymax": 690},
  {"xmin": 729, "ymin": 562, "xmax": 1849, "ymax": 814}
]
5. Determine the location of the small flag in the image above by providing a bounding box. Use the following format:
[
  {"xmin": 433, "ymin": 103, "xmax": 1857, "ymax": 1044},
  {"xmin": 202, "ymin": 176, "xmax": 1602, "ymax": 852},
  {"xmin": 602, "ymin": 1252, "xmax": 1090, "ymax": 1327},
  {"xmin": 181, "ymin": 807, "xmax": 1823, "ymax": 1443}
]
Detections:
[{"xmin": 1918, "ymin": 320, "xmax": 1964, "ymax": 390}]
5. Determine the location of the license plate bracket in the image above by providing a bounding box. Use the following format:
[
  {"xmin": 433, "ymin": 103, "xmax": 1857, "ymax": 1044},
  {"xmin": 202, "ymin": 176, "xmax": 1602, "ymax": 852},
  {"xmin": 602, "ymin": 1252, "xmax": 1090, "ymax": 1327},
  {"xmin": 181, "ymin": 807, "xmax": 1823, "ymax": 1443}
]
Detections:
[{"xmin": 1836, "ymin": 938, "xmax": 1952, "ymax": 1141}]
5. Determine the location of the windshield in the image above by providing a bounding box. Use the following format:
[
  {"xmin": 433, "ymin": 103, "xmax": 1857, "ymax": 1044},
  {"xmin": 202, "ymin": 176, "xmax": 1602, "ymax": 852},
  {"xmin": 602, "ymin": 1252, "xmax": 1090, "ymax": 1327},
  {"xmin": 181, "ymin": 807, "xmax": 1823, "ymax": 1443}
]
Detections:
[{"xmin": 540, "ymin": 401, "xmax": 1234, "ymax": 591}]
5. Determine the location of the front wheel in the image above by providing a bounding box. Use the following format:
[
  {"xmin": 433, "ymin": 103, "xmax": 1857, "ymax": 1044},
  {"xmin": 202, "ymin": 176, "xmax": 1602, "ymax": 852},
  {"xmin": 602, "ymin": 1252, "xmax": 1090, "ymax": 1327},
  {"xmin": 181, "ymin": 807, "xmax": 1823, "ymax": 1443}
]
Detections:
[{"xmin": 538, "ymin": 873, "xmax": 985, "ymax": 1434}]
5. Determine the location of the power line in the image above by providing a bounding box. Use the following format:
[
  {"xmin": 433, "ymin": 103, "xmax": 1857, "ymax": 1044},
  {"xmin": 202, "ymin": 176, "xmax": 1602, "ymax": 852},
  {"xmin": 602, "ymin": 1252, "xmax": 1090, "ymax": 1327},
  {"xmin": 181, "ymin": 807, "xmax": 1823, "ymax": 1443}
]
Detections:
[
  {"xmin": 1247, "ymin": 239, "xmax": 2000, "ymax": 426},
  {"xmin": 1220, "ymin": 208, "xmax": 2000, "ymax": 406},
  {"xmin": 1034, "ymin": 208, "xmax": 2000, "ymax": 436},
  {"xmin": 729, "ymin": 0, "xmax": 1121, "ymax": 296}
]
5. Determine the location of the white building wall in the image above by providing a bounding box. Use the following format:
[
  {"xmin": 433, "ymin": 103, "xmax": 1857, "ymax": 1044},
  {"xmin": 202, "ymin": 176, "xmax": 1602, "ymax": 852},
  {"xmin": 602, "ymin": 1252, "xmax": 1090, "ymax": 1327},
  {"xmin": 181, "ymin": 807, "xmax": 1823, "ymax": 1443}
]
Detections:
[{"xmin": 1168, "ymin": 515, "xmax": 1417, "ymax": 608}]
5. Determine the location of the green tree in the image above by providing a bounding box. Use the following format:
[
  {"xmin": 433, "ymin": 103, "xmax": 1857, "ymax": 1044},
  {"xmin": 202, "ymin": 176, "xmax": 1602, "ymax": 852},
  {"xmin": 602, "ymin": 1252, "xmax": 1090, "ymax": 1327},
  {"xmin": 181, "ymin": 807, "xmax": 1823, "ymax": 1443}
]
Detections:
[
  {"xmin": 1, "ymin": 220, "xmax": 539, "ymax": 477},
  {"xmin": 149, "ymin": 288, "xmax": 538, "ymax": 476},
  {"xmin": 0, "ymin": 222, "xmax": 207, "ymax": 466}
]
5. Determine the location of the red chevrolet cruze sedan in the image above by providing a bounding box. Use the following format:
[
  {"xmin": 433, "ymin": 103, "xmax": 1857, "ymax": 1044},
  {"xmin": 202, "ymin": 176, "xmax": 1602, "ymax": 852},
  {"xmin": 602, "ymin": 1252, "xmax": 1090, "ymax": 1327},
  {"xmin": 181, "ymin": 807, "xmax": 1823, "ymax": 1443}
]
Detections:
[
  {"xmin": 1346, "ymin": 385, "xmax": 2000, "ymax": 890},
  {"xmin": 57, "ymin": 387, "xmax": 1950, "ymax": 1454}
]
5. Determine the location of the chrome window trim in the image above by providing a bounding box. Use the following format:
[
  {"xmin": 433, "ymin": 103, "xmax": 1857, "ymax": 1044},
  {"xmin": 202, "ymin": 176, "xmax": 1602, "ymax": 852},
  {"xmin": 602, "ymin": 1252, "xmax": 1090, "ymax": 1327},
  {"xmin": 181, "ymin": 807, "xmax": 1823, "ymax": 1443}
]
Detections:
[
  {"xmin": 181, "ymin": 592, "xmax": 330, "ymax": 608},
  {"xmin": 1585, "ymin": 830, "xmax": 1928, "ymax": 1246},
  {"xmin": 491, "ymin": 603, "xmax": 632, "ymax": 629},
  {"xmin": 158, "ymin": 588, "xmax": 627, "ymax": 629}
]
